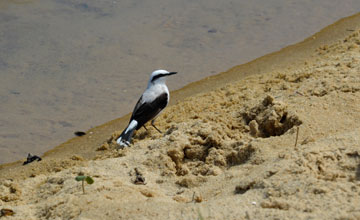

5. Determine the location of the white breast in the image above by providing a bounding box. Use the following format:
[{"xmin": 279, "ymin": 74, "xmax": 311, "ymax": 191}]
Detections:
[{"xmin": 142, "ymin": 83, "xmax": 169, "ymax": 103}]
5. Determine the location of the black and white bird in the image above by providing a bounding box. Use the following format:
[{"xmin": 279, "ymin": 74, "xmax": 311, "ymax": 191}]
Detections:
[{"xmin": 116, "ymin": 69, "xmax": 177, "ymax": 147}]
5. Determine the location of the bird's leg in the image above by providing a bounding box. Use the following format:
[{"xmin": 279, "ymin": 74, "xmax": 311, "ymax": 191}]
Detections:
[
  {"xmin": 151, "ymin": 120, "xmax": 162, "ymax": 133},
  {"xmin": 143, "ymin": 125, "xmax": 148, "ymax": 131}
]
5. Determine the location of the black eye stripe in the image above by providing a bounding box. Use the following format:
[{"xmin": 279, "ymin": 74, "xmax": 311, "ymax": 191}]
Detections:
[{"xmin": 151, "ymin": 73, "xmax": 167, "ymax": 82}]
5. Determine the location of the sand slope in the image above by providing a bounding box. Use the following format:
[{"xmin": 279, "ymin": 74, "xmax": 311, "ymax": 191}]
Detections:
[{"xmin": 1, "ymin": 15, "xmax": 360, "ymax": 220}]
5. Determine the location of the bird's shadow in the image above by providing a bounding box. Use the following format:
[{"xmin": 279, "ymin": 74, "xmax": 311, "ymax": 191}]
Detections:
[{"xmin": 135, "ymin": 130, "xmax": 150, "ymax": 140}]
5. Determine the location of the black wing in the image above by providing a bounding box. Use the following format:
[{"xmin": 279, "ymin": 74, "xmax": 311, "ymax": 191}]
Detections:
[{"xmin": 130, "ymin": 93, "xmax": 168, "ymax": 129}]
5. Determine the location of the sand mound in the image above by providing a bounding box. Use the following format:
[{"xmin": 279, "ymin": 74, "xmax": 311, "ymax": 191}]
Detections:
[{"xmin": 241, "ymin": 95, "xmax": 302, "ymax": 137}]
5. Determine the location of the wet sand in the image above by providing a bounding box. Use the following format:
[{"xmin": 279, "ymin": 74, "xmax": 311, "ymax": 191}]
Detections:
[
  {"xmin": 1, "ymin": 0, "xmax": 360, "ymax": 164},
  {"xmin": 0, "ymin": 13, "xmax": 359, "ymax": 220}
]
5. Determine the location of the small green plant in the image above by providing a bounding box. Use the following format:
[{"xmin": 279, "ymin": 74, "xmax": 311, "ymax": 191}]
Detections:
[{"xmin": 75, "ymin": 175, "xmax": 94, "ymax": 194}]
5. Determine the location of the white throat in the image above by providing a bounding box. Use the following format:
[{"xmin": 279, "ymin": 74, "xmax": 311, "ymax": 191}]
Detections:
[{"xmin": 147, "ymin": 77, "xmax": 166, "ymax": 89}]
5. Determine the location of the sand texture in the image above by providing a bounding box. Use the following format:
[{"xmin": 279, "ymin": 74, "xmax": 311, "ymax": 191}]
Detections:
[
  {"xmin": 1, "ymin": 15, "xmax": 360, "ymax": 219},
  {"xmin": 2, "ymin": 0, "xmax": 360, "ymax": 164}
]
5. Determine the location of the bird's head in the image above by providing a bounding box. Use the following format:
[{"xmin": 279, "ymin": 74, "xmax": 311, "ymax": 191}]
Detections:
[{"xmin": 148, "ymin": 69, "xmax": 177, "ymax": 86}]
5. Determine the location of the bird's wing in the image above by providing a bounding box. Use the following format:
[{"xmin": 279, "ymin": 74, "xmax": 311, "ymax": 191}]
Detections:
[
  {"xmin": 130, "ymin": 93, "xmax": 168, "ymax": 128},
  {"xmin": 130, "ymin": 95, "xmax": 145, "ymax": 120}
]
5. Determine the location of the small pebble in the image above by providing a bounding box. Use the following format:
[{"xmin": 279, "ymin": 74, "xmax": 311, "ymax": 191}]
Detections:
[
  {"xmin": 208, "ymin": 28, "xmax": 217, "ymax": 33},
  {"xmin": 74, "ymin": 131, "xmax": 86, "ymax": 137}
]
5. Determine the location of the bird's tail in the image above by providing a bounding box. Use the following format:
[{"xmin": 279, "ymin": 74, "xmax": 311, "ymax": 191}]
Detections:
[{"xmin": 116, "ymin": 120, "xmax": 138, "ymax": 147}]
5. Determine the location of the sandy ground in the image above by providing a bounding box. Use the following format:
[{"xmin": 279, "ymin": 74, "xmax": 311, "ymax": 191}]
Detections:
[
  {"xmin": 2, "ymin": 0, "xmax": 360, "ymax": 164},
  {"xmin": 1, "ymin": 14, "xmax": 360, "ymax": 220}
]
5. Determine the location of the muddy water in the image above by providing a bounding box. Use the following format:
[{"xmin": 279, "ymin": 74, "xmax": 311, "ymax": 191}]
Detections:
[{"xmin": 0, "ymin": 0, "xmax": 359, "ymax": 164}]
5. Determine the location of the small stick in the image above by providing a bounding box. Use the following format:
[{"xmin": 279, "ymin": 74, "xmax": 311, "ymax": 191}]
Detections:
[
  {"xmin": 294, "ymin": 126, "xmax": 300, "ymax": 148},
  {"xmin": 82, "ymin": 180, "xmax": 85, "ymax": 194}
]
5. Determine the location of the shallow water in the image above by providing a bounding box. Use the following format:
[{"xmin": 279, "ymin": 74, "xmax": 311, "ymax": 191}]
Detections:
[{"xmin": 0, "ymin": 0, "xmax": 359, "ymax": 164}]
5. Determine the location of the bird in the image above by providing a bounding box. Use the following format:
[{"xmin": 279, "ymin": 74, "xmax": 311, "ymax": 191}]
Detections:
[{"xmin": 116, "ymin": 69, "xmax": 177, "ymax": 147}]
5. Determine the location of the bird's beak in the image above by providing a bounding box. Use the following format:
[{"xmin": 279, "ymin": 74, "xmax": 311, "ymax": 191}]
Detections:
[{"xmin": 168, "ymin": 72, "xmax": 177, "ymax": 75}]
